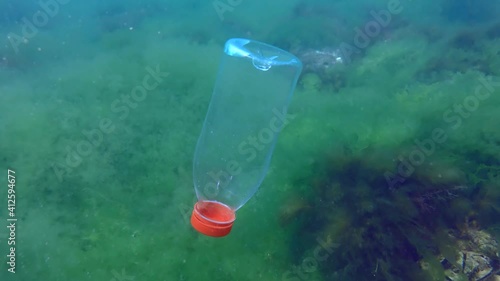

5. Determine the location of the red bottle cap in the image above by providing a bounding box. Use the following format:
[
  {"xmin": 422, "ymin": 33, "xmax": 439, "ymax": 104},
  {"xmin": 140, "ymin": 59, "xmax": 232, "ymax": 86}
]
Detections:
[{"xmin": 191, "ymin": 201, "xmax": 236, "ymax": 237}]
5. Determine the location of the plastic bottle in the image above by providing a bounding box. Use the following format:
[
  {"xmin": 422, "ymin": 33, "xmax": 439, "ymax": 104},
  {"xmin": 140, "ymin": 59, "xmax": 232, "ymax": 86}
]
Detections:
[{"xmin": 190, "ymin": 38, "xmax": 302, "ymax": 237}]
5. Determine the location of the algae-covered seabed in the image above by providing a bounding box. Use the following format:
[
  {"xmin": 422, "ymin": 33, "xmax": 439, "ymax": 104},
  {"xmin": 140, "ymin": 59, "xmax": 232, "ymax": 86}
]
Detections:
[{"xmin": 0, "ymin": 0, "xmax": 499, "ymax": 280}]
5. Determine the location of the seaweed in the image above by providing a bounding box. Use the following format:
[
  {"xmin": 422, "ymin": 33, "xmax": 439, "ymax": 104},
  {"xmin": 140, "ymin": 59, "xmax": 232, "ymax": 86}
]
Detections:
[{"xmin": 280, "ymin": 140, "xmax": 500, "ymax": 281}]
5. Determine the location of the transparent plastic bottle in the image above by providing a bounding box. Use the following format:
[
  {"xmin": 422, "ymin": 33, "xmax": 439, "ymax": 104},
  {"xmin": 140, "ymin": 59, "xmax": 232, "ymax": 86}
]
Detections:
[{"xmin": 190, "ymin": 38, "xmax": 302, "ymax": 237}]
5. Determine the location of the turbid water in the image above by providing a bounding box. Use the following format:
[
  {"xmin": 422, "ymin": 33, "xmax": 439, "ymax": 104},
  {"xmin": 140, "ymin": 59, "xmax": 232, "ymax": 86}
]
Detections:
[{"xmin": 0, "ymin": 1, "xmax": 499, "ymax": 280}]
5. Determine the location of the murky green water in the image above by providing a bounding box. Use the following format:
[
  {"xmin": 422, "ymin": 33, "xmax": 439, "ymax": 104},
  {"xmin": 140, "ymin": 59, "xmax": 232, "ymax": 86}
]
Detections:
[{"xmin": 0, "ymin": 1, "xmax": 499, "ymax": 280}]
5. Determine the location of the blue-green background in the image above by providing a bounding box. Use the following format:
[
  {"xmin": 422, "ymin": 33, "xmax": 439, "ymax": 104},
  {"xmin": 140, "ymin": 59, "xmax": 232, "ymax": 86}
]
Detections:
[{"xmin": 0, "ymin": 0, "xmax": 499, "ymax": 280}]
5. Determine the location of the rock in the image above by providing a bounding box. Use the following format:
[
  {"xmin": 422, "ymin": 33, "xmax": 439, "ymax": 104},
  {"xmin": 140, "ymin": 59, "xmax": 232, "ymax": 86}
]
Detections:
[
  {"xmin": 293, "ymin": 47, "xmax": 347, "ymax": 92},
  {"xmin": 439, "ymin": 228, "xmax": 500, "ymax": 281},
  {"xmin": 295, "ymin": 47, "xmax": 344, "ymax": 74}
]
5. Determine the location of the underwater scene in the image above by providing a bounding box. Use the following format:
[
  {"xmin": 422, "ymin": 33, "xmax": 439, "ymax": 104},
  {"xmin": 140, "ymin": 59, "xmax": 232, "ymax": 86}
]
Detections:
[{"xmin": 0, "ymin": 0, "xmax": 500, "ymax": 280}]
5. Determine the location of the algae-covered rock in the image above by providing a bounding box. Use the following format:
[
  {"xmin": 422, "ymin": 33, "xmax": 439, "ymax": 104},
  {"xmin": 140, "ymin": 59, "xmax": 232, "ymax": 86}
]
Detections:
[
  {"xmin": 419, "ymin": 255, "xmax": 447, "ymax": 281},
  {"xmin": 300, "ymin": 73, "xmax": 322, "ymax": 92},
  {"xmin": 438, "ymin": 227, "xmax": 500, "ymax": 281}
]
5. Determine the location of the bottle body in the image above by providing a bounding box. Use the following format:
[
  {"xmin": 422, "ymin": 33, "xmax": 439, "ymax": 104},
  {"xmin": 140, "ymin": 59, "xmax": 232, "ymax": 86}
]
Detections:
[{"xmin": 191, "ymin": 38, "xmax": 302, "ymax": 237}]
